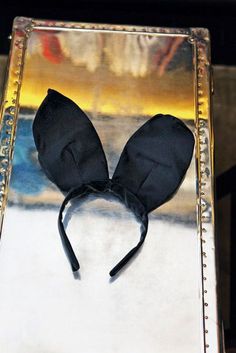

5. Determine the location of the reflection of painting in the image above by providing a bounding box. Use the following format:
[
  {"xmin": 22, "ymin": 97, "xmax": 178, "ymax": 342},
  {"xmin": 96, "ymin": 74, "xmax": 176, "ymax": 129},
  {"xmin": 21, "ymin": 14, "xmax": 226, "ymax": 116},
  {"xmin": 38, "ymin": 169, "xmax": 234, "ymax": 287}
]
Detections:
[
  {"xmin": 28, "ymin": 30, "xmax": 191, "ymax": 77},
  {"xmin": 22, "ymin": 31, "xmax": 194, "ymax": 120}
]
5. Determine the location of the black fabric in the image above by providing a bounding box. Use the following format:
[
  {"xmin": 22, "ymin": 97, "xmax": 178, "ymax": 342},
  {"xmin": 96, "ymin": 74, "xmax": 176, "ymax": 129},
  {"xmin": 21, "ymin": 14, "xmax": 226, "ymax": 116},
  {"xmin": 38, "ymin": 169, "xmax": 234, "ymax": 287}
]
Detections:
[
  {"xmin": 57, "ymin": 180, "xmax": 148, "ymax": 277},
  {"xmin": 112, "ymin": 113, "xmax": 195, "ymax": 212},
  {"xmin": 33, "ymin": 89, "xmax": 195, "ymax": 277},
  {"xmin": 33, "ymin": 89, "xmax": 109, "ymax": 192}
]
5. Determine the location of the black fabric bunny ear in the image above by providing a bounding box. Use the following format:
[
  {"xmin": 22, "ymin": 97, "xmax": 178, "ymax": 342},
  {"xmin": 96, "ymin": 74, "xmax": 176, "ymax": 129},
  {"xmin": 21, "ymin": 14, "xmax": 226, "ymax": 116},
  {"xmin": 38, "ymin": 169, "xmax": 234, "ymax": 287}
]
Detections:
[
  {"xmin": 33, "ymin": 89, "xmax": 195, "ymax": 278},
  {"xmin": 33, "ymin": 89, "xmax": 109, "ymax": 193},
  {"xmin": 112, "ymin": 114, "xmax": 195, "ymax": 212}
]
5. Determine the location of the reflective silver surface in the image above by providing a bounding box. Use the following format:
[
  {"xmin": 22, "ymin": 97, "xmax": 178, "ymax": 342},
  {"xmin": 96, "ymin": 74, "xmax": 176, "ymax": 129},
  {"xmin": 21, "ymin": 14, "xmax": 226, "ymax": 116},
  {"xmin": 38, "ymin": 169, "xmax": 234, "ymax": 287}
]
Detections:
[{"xmin": 0, "ymin": 17, "xmax": 221, "ymax": 353}]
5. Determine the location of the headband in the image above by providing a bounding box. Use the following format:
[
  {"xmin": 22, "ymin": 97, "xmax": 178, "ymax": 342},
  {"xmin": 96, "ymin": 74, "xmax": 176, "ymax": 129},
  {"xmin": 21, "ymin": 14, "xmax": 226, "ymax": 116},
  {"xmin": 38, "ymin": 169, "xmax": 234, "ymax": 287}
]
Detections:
[{"xmin": 33, "ymin": 89, "xmax": 195, "ymax": 277}]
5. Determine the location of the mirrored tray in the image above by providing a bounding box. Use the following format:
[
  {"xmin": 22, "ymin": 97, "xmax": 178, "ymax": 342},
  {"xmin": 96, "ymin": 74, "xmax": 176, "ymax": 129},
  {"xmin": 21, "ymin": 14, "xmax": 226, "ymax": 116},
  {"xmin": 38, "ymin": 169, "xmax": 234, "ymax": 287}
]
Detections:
[{"xmin": 0, "ymin": 17, "xmax": 222, "ymax": 353}]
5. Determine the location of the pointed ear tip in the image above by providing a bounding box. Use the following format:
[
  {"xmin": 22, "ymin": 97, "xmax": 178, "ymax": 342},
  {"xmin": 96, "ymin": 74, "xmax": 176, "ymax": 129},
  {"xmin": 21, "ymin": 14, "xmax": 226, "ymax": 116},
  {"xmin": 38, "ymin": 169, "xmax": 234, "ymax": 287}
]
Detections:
[
  {"xmin": 47, "ymin": 88, "xmax": 57, "ymax": 95},
  {"xmin": 46, "ymin": 89, "xmax": 70, "ymax": 103},
  {"xmin": 46, "ymin": 89, "xmax": 66, "ymax": 103}
]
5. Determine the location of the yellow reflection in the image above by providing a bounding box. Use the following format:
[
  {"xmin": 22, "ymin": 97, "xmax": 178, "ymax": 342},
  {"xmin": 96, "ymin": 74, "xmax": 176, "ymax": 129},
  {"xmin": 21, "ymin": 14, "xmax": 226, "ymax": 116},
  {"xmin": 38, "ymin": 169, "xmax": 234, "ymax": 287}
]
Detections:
[{"xmin": 19, "ymin": 40, "xmax": 195, "ymax": 119}]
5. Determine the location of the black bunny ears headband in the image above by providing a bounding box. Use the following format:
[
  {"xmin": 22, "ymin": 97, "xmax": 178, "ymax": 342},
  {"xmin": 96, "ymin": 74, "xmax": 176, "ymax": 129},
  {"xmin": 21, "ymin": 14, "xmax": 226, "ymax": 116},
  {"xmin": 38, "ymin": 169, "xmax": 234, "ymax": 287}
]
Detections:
[{"xmin": 33, "ymin": 89, "xmax": 195, "ymax": 277}]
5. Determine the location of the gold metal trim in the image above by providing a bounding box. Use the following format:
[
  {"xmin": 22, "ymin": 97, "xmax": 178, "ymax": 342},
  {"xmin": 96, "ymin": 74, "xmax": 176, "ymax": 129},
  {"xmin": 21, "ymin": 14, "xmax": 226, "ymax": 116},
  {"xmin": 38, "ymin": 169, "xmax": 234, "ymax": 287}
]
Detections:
[
  {"xmin": 0, "ymin": 17, "xmax": 34, "ymax": 227},
  {"xmin": 190, "ymin": 28, "xmax": 220, "ymax": 352}
]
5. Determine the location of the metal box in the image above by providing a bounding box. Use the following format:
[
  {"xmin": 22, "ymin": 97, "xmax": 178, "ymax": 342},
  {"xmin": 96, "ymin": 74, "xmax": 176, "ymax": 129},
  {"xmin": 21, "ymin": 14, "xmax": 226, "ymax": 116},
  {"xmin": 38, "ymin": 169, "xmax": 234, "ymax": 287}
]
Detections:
[{"xmin": 0, "ymin": 17, "xmax": 222, "ymax": 353}]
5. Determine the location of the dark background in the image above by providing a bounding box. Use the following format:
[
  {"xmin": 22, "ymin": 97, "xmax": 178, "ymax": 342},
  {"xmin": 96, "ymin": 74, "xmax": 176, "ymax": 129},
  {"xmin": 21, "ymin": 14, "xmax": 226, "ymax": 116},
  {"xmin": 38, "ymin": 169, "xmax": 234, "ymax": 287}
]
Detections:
[
  {"xmin": 0, "ymin": 0, "xmax": 236, "ymax": 65},
  {"xmin": 0, "ymin": 0, "xmax": 236, "ymax": 351}
]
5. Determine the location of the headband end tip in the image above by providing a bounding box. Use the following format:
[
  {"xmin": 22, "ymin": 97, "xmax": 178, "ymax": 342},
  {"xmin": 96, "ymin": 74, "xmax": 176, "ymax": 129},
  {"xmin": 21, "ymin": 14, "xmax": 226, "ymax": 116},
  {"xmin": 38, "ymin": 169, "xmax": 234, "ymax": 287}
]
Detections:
[
  {"xmin": 72, "ymin": 264, "xmax": 80, "ymax": 272},
  {"xmin": 72, "ymin": 264, "xmax": 81, "ymax": 279},
  {"xmin": 109, "ymin": 269, "xmax": 116, "ymax": 277}
]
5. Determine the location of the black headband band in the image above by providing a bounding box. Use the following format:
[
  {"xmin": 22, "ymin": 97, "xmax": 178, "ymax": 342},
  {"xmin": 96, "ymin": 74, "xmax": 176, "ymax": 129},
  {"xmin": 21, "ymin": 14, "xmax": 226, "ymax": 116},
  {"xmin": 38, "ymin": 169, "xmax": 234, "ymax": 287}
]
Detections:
[
  {"xmin": 33, "ymin": 89, "xmax": 195, "ymax": 277},
  {"xmin": 58, "ymin": 180, "xmax": 148, "ymax": 277}
]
